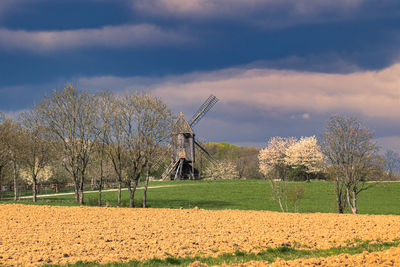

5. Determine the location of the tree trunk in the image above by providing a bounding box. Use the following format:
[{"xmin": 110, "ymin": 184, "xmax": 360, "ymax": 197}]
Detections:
[
  {"xmin": 73, "ymin": 178, "xmax": 80, "ymax": 203},
  {"xmin": 32, "ymin": 176, "xmax": 37, "ymax": 202},
  {"xmin": 352, "ymin": 191, "xmax": 357, "ymax": 214},
  {"xmin": 277, "ymin": 197, "xmax": 285, "ymax": 212},
  {"xmin": 98, "ymin": 158, "xmax": 103, "ymax": 207},
  {"xmin": 127, "ymin": 181, "xmax": 133, "ymax": 208},
  {"xmin": 98, "ymin": 180, "xmax": 102, "ymax": 207},
  {"xmin": 128, "ymin": 179, "xmax": 139, "ymax": 208},
  {"xmin": 346, "ymin": 188, "xmax": 357, "ymax": 214},
  {"xmin": 79, "ymin": 174, "xmax": 85, "ymax": 205},
  {"xmin": 335, "ymin": 180, "xmax": 345, "ymax": 214},
  {"xmin": 0, "ymin": 166, "xmax": 3, "ymax": 200},
  {"xmin": 117, "ymin": 179, "xmax": 122, "ymax": 207},
  {"xmin": 143, "ymin": 169, "xmax": 150, "ymax": 208},
  {"xmin": 13, "ymin": 161, "xmax": 18, "ymax": 201}
]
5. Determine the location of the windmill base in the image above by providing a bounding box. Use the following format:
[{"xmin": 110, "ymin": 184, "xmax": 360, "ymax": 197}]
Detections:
[{"xmin": 163, "ymin": 159, "xmax": 199, "ymax": 180}]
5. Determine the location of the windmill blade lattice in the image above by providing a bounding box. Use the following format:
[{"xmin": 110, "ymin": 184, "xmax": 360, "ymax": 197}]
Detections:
[{"xmin": 189, "ymin": 95, "xmax": 219, "ymax": 128}]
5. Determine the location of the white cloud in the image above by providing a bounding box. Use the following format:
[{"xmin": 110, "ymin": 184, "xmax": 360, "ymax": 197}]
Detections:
[
  {"xmin": 74, "ymin": 62, "xmax": 400, "ymax": 148},
  {"xmin": 76, "ymin": 62, "xmax": 400, "ymax": 121},
  {"xmin": 0, "ymin": 24, "xmax": 191, "ymax": 53},
  {"xmin": 146, "ymin": 65, "xmax": 400, "ymax": 121}
]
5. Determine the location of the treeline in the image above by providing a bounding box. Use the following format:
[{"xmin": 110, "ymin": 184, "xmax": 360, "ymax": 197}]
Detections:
[{"xmin": 0, "ymin": 86, "xmax": 173, "ymax": 207}]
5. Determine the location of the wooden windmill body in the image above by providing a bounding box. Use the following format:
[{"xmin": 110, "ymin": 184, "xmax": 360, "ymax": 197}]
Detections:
[{"xmin": 163, "ymin": 95, "xmax": 218, "ymax": 180}]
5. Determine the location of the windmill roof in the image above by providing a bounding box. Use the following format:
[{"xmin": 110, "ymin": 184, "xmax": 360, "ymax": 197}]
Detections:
[{"xmin": 172, "ymin": 112, "xmax": 194, "ymax": 134}]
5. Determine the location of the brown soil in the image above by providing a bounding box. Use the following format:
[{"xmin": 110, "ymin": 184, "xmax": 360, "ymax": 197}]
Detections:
[
  {"xmin": 1, "ymin": 204, "xmax": 400, "ymax": 266},
  {"xmin": 194, "ymin": 245, "xmax": 400, "ymax": 266}
]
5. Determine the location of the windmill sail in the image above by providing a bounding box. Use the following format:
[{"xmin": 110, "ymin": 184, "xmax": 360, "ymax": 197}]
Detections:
[
  {"xmin": 189, "ymin": 95, "xmax": 219, "ymax": 128},
  {"xmin": 194, "ymin": 140, "xmax": 216, "ymax": 164}
]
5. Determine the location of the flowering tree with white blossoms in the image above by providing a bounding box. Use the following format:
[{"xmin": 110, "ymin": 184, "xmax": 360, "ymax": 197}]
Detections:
[
  {"xmin": 258, "ymin": 136, "xmax": 297, "ymax": 212},
  {"xmin": 204, "ymin": 160, "xmax": 239, "ymax": 180},
  {"xmin": 258, "ymin": 136, "xmax": 297, "ymax": 181},
  {"xmin": 286, "ymin": 136, "xmax": 325, "ymax": 182},
  {"xmin": 20, "ymin": 165, "xmax": 53, "ymax": 193}
]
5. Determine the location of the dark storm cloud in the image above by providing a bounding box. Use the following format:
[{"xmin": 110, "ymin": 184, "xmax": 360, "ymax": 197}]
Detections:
[{"xmin": 0, "ymin": 0, "xmax": 400, "ymax": 152}]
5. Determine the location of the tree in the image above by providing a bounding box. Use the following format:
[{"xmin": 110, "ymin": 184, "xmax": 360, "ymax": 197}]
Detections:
[
  {"xmin": 19, "ymin": 107, "xmax": 54, "ymax": 202},
  {"xmin": 204, "ymin": 142, "xmax": 262, "ymax": 179},
  {"xmin": 321, "ymin": 116, "xmax": 381, "ymax": 214},
  {"xmin": 204, "ymin": 160, "xmax": 239, "ymax": 180},
  {"xmin": 120, "ymin": 92, "xmax": 172, "ymax": 208},
  {"xmin": 138, "ymin": 95, "xmax": 172, "ymax": 208},
  {"xmin": 0, "ymin": 118, "xmax": 12, "ymax": 199},
  {"xmin": 286, "ymin": 136, "xmax": 325, "ymax": 182},
  {"xmin": 259, "ymin": 137, "xmax": 296, "ymax": 181},
  {"xmin": 20, "ymin": 166, "xmax": 52, "ymax": 193},
  {"xmin": 258, "ymin": 136, "xmax": 297, "ymax": 212},
  {"xmin": 40, "ymin": 85, "xmax": 99, "ymax": 204},
  {"xmin": 105, "ymin": 94, "xmax": 128, "ymax": 207},
  {"xmin": 94, "ymin": 91, "xmax": 114, "ymax": 206},
  {"xmin": 2, "ymin": 119, "xmax": 23, "ymax": 201},
  {"xmin": 383, "ymin": 150, "xmax": 400, "ymax": 179}
]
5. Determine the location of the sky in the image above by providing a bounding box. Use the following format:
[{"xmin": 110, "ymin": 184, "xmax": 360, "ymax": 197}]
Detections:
[{"xmin": 0, "ymin": 0, "xmax": 399, "ymax": 152}]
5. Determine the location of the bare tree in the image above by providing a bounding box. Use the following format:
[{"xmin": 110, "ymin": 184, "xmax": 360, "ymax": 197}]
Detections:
[
  {"xmin": 120, "ymin": 93, "xmax": 145, "ymax": 208},
  {"xmin": 0, "ymin": 118, "xmax": 11, "ymax": 199},
  {"xmin": 143, "ymin": 145, "xmax": 170, "ymax": 208},
  {"xmin": 95, "ymin": 91, "xmax": 114, "ymax": 206},
  {"xmin": 383, "ymin": 150, "xmax": 400, "ymax": 179},
  {"xmin": 105, "ymin": 95, "xmax": 128, "ymax": 207},
  {"xmin": 40, "ymin": 85, "xmax": 99, "ymax": 204},
  {"xmin": 19, "ymin": 107, "xmax": 54, "ymax": 202},
  {"xmin": 138, "ymin": 95, "xmax": 172, "ymax": 208},
  {"xmin": 120, "ymin": 92, "xmax": 172, "ymax": 208},
  {"xmin": 321, "ymin": 116, "xmax": 381, "ymax": 214},
  {"xmin": 1, "ymin": 119, "xmax": 23, "ymax": 201}
]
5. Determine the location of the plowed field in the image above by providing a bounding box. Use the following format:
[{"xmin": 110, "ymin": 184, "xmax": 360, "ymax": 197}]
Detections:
[
  {"xmin": 1, "ymin": 204, "xmax": 400, "ymax": 266},
  {"xmin": 192, "ymin": 245, "xmax": 400, "ymax": 266}
]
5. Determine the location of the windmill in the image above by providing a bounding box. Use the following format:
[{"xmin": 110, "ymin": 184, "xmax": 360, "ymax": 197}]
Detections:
[{"xmin": 163, "ymin": 95, "xmax": 219, "ymax": 180}]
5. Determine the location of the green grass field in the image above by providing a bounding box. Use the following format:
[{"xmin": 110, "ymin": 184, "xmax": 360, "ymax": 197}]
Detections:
[{"xmin": 7, "ymin": 180, "xmax": 400, "ymax": 215}]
